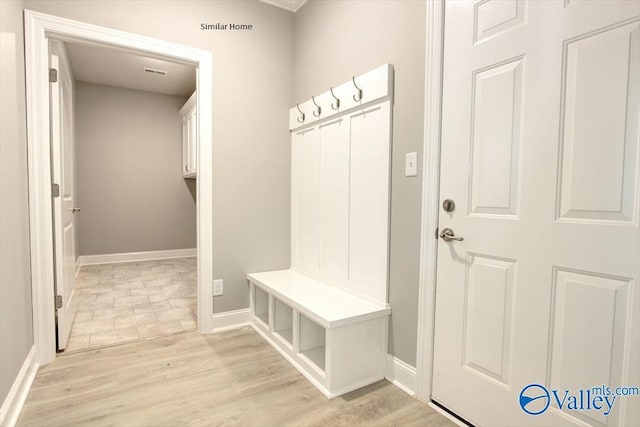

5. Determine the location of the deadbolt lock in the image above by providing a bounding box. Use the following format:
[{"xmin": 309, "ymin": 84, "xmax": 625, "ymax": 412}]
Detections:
[{"xmin": 442, "ymin": 199, "xmax": 456, "ymax": 212}]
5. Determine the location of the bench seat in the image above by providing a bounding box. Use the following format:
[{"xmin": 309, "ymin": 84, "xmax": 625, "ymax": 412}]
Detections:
[{"xmin": 247, "ymin": 269, "xmax": 391, "ymax": 398}]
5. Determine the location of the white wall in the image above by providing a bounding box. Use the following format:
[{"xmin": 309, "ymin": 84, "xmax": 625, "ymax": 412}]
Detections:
[
  {"xmin": 0, "ymin": 0, "xmax": 34, "ymax": 405},
  {"xmin": 75, "ymin": 82, "xmax": 197, "ymax": 256}
]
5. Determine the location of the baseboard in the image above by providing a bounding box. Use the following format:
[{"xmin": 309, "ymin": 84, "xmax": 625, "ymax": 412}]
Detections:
[
  {"xmin": 385, "ymin": 354, "xmax": 417, "ymax": 397},
  {"xmin": 209, "ymin": 308, "xmax": 251, "ymax": 333},
  {"xmin": 0, "ymin": 346, "xmax": 38, "ymax": 427},
  {"xmin": 76, "ymin": 248, "xmax": 197, "ymax": 266}
]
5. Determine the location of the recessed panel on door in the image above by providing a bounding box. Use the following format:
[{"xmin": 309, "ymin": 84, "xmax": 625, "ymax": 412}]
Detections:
[
  {"xmin": 470, "ymin": 57, "xmax": 524, "ymax": 217},
  {"xmin": 474, "ymin": 0, "xmax": 526, "ymax": 44},
  {"xmin": 549, "ymin": 268, "xmax": 631, "ymax": 426},
  {"xmin": 463, "ymin": 254, "xmax": 515, "ymax": 385},
  {"xmin": 557, "ymin": 20, "xmax": 639, "ymax": 223}
]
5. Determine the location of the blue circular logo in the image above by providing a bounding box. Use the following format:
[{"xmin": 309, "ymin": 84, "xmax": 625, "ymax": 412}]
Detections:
[{"xmin": 519, "ymin": 384, "xmax": 550, "ymax": 415}]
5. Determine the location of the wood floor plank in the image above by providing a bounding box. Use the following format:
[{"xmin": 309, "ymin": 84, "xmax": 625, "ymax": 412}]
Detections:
[{"xmin": 17, "ymin": 327, "xmax": 455, "ymax": 426}]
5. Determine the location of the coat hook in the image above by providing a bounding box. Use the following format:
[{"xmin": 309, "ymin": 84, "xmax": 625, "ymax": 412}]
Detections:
[
  {"xmin": 312, "ymin": 96, "xmax": 322, "ymax": 117},
  {"xmin": 352, "ymin": 76, "xmax": 363, "ymax": 102},
  {"xmin": 296, "ymin": 103, "xmax": 305, "ymax": 123},
  {"xmin": 330, "ymin": 87, "xmax": 340, "ymax": 110}
]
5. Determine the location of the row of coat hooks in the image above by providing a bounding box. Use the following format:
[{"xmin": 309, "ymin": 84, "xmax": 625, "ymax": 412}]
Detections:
[{"xmin": 296, "ymin": 76, "xmax": 363, "ymax": 124}]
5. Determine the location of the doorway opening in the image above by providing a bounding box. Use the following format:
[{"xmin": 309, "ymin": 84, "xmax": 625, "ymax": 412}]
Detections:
[
  {"xmin": 24, "ymin": 9, "xmax": 214, "ymax": 365},
  {"xmin": 49, "ymin": 39, "xmax": 199, "ymax": 353}
]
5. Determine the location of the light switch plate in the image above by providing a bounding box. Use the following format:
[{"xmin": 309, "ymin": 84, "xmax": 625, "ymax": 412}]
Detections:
[
  {"xmin": 405, "ymin": 152, "xmax": 418, "ymax": 177},
  {"xmin": 213, "ymin": 279, "xmax": 223, "ymax": 296}
]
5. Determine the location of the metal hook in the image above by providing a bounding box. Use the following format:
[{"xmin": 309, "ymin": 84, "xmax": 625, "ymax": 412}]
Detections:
[
  {"xmin": 312, "ymin": 96, "xmax": 322, "ymax": 117},
  {"xmin": 330, "ymin": 87, "xmax": 340, "ymax": 110},
  {"xmin": 296, "ymin": 103, "xmax": 305, "ymax": 123},
  {"xmin": 352, "ymin": 76, "xmax": 363, "ymax": 102}
]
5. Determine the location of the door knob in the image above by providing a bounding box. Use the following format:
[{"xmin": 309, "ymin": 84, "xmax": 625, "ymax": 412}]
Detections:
[
  {"xmin": 71, "ymin": 207, "xmax": 81, "ymax": 213},
  {"xmin": 439, "ymin": 227, "xmax": 463, "ymax": 242}
]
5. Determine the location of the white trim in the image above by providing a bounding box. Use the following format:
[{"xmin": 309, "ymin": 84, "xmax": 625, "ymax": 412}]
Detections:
[
  {"xmin": 0, "ymin": 346, "xmax": 39, "ymax": 427},
  {"xmin": 24, "ymin": 10, "xmax": 214, "ymax": 365},
  {"xmin": 258, "ymin": 0, "xmax": 308, "ymax": 13},
  {"xmin": 209, "ymin": 308, "xmax": 251, "ymax": 333},
  {"xmin": 415, "ymin": 1, "xmax": 445, "ymax": 402},
  {"xmin": 427, "ymin": 402, "xmax": 469, "ymax": 427},
  {"xmin": 385, "ymin": 354, "xmax": 417, "ymax": 397},
  {"xmin": 76, "ymin": 248, "xmax": 197, "ymax": 266}
]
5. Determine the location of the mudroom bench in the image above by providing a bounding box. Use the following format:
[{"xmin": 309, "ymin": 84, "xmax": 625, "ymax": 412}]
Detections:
[{"xmin": 247, "ymin": 269, "xmax": 391, "ymax": 398}]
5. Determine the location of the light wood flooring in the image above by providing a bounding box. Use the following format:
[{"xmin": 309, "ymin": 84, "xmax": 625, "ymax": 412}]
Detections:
[
  {"xmin": 68, "ymin": 257, "xmax": 197, "ymax": 351},
  {"xmin": 18, "ymin": 327, "xmax": 455, "ymax": 426}
]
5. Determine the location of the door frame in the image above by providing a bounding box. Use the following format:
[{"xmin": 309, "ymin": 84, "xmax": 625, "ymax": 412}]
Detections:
[
  {"xmin": 415, "ymin": 0, "xmax": 445, "ymax": 402},
  {"xmin": 24, "ymin": 9, "xmax": 214, "ymax": 365}
]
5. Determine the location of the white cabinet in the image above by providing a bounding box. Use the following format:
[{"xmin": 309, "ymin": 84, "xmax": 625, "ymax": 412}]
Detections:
[{"xmin": 179, "ymin": 92, "xmax": 197, "ymax": 179}]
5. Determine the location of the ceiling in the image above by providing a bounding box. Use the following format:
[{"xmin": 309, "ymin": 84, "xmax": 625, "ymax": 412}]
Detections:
[
  {"xmin": 65, "ymin": 42, "xmax": 196, "ymax": 98},
  {"xmin": 258, "ymin": 0, "xmax": 307, "ymax": 13}
]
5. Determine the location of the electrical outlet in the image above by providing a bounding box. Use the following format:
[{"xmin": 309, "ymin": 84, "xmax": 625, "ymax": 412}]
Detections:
[
  {"xmin": 405, "ymin": 152, "xmax": 418, "ymax": 177},
  {"xmin": 213, "ymin": 279, "xmax": 223, "ymax": 296}
]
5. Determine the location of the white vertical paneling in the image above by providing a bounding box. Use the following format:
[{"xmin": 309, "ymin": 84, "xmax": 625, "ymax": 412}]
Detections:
[
  {"xmin": 319, "ymin": 118, "xmax": 350, "ymax": 279},
  {"xmin": 348, "ymin": 102, "xmax": 391, "ymax": 304},
  {"xmin": 292, "ymin": 128, "xmax": 320, "ymax": 269},
  {"xmin": 290, "ymin": 67, "xmax": 392, "ymax": 306}
]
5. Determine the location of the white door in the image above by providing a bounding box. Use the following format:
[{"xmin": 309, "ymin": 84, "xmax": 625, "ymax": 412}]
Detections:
[
  {"xmin": 432, "ymin": 1, "xmax": 639, "ymax": 426},
  {"xmin": 50, "ymin": 41, "xmax": 77, "ymax": 351}
]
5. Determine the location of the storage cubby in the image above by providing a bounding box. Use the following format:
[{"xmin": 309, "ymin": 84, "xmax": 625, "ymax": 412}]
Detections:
[
  {"xmin": 248, "ymin": 270, "xmax": 390, "ymax": 398},
  {"xmin": 253, "ymin": 285, "xmax": 269, "ymax": 326},
  {"xmin": 273, "ymin": 298, "xmax": 293, "ymax": 346},
  {"xmin": 299, "ymin": 314, "xmax": 326, "ymax": 372}
]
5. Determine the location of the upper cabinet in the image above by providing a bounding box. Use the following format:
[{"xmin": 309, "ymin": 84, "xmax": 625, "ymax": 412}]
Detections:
[{"xmin": 179, "ymin": 92, "xmax": 197, "ymax": 179}]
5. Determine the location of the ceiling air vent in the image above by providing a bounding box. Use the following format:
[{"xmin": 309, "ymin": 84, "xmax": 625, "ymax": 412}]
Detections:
[{"xmin": 143, "ymin": 67, "xmax": 168, "ymax": 76}]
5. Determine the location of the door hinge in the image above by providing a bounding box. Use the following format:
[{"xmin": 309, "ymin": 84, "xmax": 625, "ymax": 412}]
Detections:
[
  {"xmin": 49, "ymin": 68, "xmax": 58, "ymax": 83},
  {"xmin": 435, "ymin": 227, "xmax": 439, "ymax": 240},
  {"xmin": 55, "ymin": 295, "xmax": 63, "ymax": 309},
  {"xmin": 52, "ymin": 183, "xmax": 60, "ymax": 198}
]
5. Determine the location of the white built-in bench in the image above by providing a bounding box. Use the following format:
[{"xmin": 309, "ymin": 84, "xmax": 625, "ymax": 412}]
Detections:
[
  {"xmin": 249, "ymin": 64, "xmax": 394, "ymax": 398},
  {"xmin": 247, "ymin": 269, "xmax": 391, "ymax": 398}
]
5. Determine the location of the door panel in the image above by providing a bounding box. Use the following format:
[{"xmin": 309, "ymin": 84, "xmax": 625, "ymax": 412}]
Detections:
[
  {"xmin": 433, "ymin": 1, "xmax": 639, "ymax": 426},
  {"xmin": 51, "ymin": 40, "xmax": 77, "ymax": 351}
]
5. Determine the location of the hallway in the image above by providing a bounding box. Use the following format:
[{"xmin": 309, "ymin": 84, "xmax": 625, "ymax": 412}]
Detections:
[{"xmin": 67, "ymin": 257, "xmax": 197, "ymax": 351}]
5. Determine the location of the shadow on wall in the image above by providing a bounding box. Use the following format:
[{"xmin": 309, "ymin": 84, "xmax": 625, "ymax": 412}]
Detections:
[{"xmin": 185, "ymin": 179, "xmax": 196, "ymax": 203}]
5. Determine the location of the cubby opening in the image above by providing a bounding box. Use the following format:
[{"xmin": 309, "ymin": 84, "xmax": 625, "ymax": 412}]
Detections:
[
  {"xmin": 273, "ymin": 298, "xmax": 293, "ymax": 346},
  {"xmin": 253, "ymin": 286, "xmax": 269, "ymax": 326},
  {"xmin": 299, "ymin": 314, "xmax": 326, "ymax": 372}
]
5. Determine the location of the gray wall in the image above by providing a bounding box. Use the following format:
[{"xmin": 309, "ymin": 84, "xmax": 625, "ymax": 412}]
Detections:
[
  {"xmin": 0, "ymin": 0, "xmax": 34, "ymax": 405},
  {"xmin": 24, "ymin": 0, "xmax": 294, "ymax": 313},
  {"xmin": 294, "ymin": 0, "xmax": 426, "ymax": 366},
  {"xmin": 75, "ymin": 82, "xmax": 197, "ymax": 256}
]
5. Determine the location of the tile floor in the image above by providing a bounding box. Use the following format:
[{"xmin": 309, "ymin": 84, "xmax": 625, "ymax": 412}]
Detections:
[{"xmin": 67, "ymin": 257, "xmax": 197, "ymax": 352}]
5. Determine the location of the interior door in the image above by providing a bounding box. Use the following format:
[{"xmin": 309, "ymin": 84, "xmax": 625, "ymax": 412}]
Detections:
[
  {"xmin": 50, "ymin": 40, "xmax": 77, "ymax": 351},
  {"xmin": 432, "ymin": 1, "xmax": 639, "ymax": 426}
]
